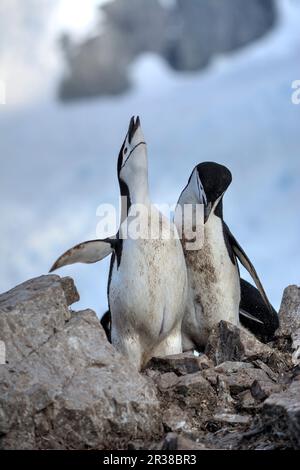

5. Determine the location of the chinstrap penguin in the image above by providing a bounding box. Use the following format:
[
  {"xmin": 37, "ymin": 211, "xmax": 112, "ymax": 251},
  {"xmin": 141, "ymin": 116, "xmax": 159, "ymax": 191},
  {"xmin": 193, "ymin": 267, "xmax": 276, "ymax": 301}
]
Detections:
[
  {"xmin": 50, "ymin": 116, "xmax": 187, "ymax": 370},
  {"xmin": 175, "ymin": 162, "xmax": 278, "ymax": 351}
]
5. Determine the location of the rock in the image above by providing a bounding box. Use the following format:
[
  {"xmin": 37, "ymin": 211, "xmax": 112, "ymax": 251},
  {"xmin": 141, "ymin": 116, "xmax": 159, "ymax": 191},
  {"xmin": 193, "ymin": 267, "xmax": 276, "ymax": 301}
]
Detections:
[
  {"xmin": 166, "ymin": 0, "xmax": 275, "ymax": 71},
  {"xmin": 205, "ymin": 321, "xmax": 251, "ymax": 364},
  {"xmin": 205, "ymin": 321, "xmax": 290, "ymax": 373},
  {"xmin": 203, "ymin": 362, "xmax": 275, "ymax": 401},
  {"xmin": 252, "ymin": 359, "xmax": 278, "ymax": 382},
  {"xmin": 237, "ymin": 390, "xmax": 257, "ymax": 410},
  {"xmin": 169, "ymin": 373, "xmax": 217, "ymax": 410},
  {"xmin": 0, "ymin": 276, "xmax": 162, "ymax": 450},
  {"xmin": 213, "ymin": 373, "xmax": 235, "ymax": 411},
  {"xmin": 60, "ymin": 277, "xmax": 79, "ymax": 306},
  {"xmin": 201, "ymin": 368, "xmax": 219, "ymax": 387},
  {"xmin": 197, "ymin": 355, "xmax": 214, "ymax": 370},
  {"xmin": 212, "ymin": 412, "xmax": 250, "ymax": 425},
  {"xmin": 215, "ymin": 361, "xmax": 254, "ymax": 374},
  {"xmin": 58, "ymin": 0, "xmax": 276, "ymax": 100},
  {"xmin": 0, "ymin": 275, "xmax": 74, "ymax": 366},
  {"xmin": 250, "ymin": 380, "xmax": 282, "ymax": 401},
  {"xmin": 147, "ymin": 353, "xmax": 213, "ymax": 376},
  {"xmin": 161, "ymin": 432, "xmax": 209, "ymax": 451},
  {"xmin": 162, "ymin": 404, "xmax": 194, "ymax": 434},
  {"xmin": 1, "ymin": 274, "xmax": 298, "ymax": 450},
  {"xmin": 155, "ymin": 372, "xmax": 179, "ymax": 392},
  {"xmin": 278, "ymin": 285, "xmax": 300, "ymax": 334},
  {"xmin": 224, "ymin": 368, "xmax": 272, "ymax": 395},
  {"xmin": 291, "ymin": 332, "xmax": 300, "ymax": 365},
  {"xmin": 262, "ymin": 380, "xmax": 300, "ymax": 449},
  {"xmin": 277, "ymin": 285, "xmax": 300, "ymax": 365}
]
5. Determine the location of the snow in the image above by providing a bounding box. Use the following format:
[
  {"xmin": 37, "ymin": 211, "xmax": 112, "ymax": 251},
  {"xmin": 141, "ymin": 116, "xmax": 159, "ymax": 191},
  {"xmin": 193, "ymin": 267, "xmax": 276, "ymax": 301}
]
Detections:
[{"xmin": 0, "ymin": 0, "xmax": 299, "ymax": 315}]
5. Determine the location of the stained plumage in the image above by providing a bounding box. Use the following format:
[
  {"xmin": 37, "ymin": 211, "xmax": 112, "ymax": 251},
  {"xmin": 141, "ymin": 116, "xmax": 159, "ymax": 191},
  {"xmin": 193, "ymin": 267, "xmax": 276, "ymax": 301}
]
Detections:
[{"xmin": 175, "ymin": 162, "xmax": 278, "ymax": 350}]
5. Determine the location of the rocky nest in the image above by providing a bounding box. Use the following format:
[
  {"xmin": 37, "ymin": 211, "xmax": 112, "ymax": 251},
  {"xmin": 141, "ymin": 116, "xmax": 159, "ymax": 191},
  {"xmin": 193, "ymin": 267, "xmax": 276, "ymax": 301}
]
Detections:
[{"xmin": 0, "ymin": 275, "xmax": 299, "ymax": 450}]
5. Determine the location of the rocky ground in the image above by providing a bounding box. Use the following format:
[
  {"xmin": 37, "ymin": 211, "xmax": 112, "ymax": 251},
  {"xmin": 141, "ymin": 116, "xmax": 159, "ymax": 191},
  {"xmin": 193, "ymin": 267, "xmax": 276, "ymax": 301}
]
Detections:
[{"xmin": 0, "ymin": 275, "xmax": 299, "ymax": 450}]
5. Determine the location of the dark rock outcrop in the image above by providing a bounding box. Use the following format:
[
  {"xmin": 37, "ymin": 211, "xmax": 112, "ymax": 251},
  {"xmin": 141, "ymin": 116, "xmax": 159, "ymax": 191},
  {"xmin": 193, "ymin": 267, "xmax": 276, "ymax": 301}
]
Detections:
[
  {"xmin": 58, "ymin": 0, "xmax": 276, "ymax": 100},
  {"xmin": 205, "ymin": 320, "xmax": 291, "ymax": 373}
]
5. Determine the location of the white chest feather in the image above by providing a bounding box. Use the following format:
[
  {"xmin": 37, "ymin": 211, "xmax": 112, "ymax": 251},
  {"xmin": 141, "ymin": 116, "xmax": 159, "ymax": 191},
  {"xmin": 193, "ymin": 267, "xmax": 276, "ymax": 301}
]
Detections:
[{"xmin": 109, "ymin": 206, "xmax": 187, "ymax": 368}]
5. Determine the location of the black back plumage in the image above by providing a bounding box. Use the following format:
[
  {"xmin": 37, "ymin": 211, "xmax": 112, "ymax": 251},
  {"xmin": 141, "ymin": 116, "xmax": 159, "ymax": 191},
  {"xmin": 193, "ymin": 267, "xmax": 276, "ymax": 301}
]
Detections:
[{"xmin": 240, "ymin": 279, "xmax": 279, "ymax": 342}]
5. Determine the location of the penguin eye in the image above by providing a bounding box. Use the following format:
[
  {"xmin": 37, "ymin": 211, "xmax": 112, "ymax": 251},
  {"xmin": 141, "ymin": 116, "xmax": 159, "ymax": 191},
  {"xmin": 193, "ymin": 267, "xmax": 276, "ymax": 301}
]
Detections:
[{"xmin": 124, "ymin": 147, "xmax": 128, "ymax": 155}]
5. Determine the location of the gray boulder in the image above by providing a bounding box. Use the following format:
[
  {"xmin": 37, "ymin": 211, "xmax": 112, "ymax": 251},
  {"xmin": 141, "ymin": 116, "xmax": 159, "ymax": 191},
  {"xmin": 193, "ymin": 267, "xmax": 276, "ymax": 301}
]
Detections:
[
  {"xmin": 147, "ymin": 352, "xmax": 213, "ymax": 376},
  {"xmin": 58, "ymin": 0, "xmax": 276, "ymax": 100},
  {"xmin": 277, "ymin": 285, "xmax": 300, "ymax": 365},
  {"xmin": 0, "ymin": 275, "xmax": 161, "ymax": 449}
]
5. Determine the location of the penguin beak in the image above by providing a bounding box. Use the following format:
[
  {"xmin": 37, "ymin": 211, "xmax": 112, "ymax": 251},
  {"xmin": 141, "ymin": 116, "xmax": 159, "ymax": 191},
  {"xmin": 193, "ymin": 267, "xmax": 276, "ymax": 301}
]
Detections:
[{"xmin": 128, "ymin": 116, "xmax": 141, "ymax": 144}]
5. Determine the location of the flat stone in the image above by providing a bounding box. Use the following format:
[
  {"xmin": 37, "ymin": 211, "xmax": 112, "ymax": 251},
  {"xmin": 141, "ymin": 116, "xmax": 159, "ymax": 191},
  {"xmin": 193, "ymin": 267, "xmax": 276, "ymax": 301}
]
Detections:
[
  {"xmin": 147, "ymin": 353, "xmax": 213, "ymax": 376},
  {"xmin": 215, "ymin": 361, "xmax": 254, "ymax": 374},
  {"xmin": 212, "ymin": 412, "xmax": 251, "ymax": 425}
]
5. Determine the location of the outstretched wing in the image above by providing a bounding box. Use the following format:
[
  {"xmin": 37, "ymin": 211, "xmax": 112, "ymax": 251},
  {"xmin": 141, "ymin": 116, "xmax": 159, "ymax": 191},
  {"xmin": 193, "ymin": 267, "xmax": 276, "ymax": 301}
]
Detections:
[
  {"xmin": 223, "ymin": 223, "xmax": 273, "ymax": 314},
  {"xmin": 49, "ymin": 238, "xmax": 116, "ymax": 272}
]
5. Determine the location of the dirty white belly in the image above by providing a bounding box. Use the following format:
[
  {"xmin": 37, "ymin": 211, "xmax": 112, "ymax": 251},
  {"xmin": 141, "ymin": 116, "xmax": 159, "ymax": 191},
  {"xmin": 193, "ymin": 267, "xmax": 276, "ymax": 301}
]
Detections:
[
  {"xmin": 183, "ymin": 214, "xmax": 240, "ymax": 350},
  {"xmin": 109, "ymin": 209, "xmax": 187, "ymax": 369}
]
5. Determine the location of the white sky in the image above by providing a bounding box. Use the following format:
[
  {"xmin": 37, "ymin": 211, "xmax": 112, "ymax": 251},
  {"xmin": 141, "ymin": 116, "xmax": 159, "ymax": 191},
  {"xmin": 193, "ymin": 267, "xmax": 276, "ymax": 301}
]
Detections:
[{"xmin": 50, "ymin": 0, "xmax": 108, "ymax": 38}]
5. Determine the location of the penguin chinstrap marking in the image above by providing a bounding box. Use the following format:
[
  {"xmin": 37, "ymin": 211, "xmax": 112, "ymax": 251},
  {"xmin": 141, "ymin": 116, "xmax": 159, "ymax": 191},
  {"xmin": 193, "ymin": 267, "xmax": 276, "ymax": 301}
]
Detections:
[
  {"xmin": 50, "ymin": 116, "xmax": 188, "ymax": 371},
  {"xmin": 175, "ymin": 162, "xmax": 278, "ymax": 351}
]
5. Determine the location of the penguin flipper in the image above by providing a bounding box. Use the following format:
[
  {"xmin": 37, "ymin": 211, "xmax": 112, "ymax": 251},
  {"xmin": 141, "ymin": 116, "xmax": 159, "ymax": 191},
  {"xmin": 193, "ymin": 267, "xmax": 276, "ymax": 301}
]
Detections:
[
  {"xmin": 239, "ymin": 308, "xmax": 264, "ymax": 324},
  {"xmin": 239, "ymin": 278, "xmax": 279, "ymax": 341},
  {"xmin": 223, "ymin": 223, "xmax": 273, "ymax": 314},
  {"xmin": 49, "ymin": 239, "xmax": 116, "ymax": 272}
]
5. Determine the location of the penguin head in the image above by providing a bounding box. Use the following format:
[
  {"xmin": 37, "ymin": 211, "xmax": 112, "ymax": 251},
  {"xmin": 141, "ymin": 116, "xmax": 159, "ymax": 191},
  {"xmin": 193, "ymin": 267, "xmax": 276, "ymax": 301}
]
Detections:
[
  {"xmin": 117, "ymin": 116, "xmax": 147, "ymax": 187},
  {"xmin": 185, "ymin": 162, "xmax": 232, "ymax": 223}
]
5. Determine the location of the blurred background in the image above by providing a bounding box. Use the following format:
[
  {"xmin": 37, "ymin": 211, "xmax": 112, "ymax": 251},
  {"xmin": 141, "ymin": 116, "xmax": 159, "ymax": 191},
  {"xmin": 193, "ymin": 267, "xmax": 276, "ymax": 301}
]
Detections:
[{"xmin": 0, "ymin": 0, "xmax": 299, "ymax": 317}]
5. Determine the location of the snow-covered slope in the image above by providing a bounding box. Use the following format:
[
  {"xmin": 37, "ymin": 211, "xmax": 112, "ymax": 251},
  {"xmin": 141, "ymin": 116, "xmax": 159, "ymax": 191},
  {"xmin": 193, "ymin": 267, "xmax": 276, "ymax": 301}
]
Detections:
[{"xmin": 0, "ymin": 0, "xmax": 299, "ymax": 315}]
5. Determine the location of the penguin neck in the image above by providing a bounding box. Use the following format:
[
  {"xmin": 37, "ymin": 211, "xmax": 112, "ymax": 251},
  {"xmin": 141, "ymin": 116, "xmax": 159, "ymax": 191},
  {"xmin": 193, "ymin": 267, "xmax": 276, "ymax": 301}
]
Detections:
[
  {"xmin": 128, "ymin": 172, "xmax": 150, "ymax": 206},
  {"xmin": 213, "ymin": 198, "xmax": 223, "ymax": 220},
  {"xmin": 119, "ymin": 172, "xmax": 150, "ymax": 222}
]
